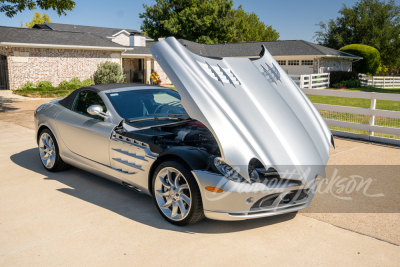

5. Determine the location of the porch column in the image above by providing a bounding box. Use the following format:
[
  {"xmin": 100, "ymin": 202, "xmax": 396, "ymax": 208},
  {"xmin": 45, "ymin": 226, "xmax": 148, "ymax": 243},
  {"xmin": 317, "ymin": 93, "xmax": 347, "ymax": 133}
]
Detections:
[{"xmin": 144, "ymin": 57, "xmax": 152, "ymax": 84}]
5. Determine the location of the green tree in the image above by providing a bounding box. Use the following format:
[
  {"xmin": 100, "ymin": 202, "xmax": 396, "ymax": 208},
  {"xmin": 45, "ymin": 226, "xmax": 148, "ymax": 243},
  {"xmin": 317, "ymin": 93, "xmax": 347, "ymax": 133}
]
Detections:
[
  {"xmin": 229, "ymin": 5, "xmax": 279, "ymax": 42},
  {"xmin": 21, "ymin": 12, "xmax": 51, "ymax": 28},
  {"xmin": 139, "ymin": 0, "xmax": 279, "ymax": 44},
  {"xmin": 339, "ymin": 44, "xmax": 380, "ymax": 74},
  {"xmin": 1, "ymin": 0, "xmax": 75, "ymax": 17},
  {"xmin": 314, "ymin": 0, "xmax": 400, "ymax": 73}
]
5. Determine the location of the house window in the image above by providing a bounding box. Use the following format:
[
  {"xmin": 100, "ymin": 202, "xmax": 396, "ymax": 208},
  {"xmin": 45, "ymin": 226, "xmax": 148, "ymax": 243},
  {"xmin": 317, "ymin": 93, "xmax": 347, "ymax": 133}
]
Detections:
[
  {"xmin": 302, "ymin": 60, "xmax": 314, "ymax": 66},
  {"xmin": 288, "ymin": 60, "xmax": 299, "ymax": 65},
  {"xmin": 276, "ymin": 60, "xmax": 286, "ymax": 65}
]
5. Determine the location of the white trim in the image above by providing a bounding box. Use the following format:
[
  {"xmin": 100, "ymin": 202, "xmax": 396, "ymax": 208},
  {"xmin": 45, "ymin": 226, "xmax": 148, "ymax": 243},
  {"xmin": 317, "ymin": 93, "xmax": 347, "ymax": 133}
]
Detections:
[
  {"xmin": 322, "ymin": 55, "xmax": 363, "ymax": 60},
  {"xmin": 122, "ymin": 54, "xmax": 152, "ymax": 58},
  {"xmin": 112, "ymin": 30, "xmax": 131, "ymax": 37},
  {"xmin": 0, "ymin": 42, "xmax": 132, "ymax": 51}
]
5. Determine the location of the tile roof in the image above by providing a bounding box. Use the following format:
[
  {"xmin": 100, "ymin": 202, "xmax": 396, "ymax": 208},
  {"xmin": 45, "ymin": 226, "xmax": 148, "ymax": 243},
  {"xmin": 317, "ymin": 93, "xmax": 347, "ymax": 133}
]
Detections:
[
  {"xmin": 45, "ymin": 23, "xmax": 141, "ymax": 37},
  {"xmin": 180, "ymin": 39, "xmax": 359, "ymax": 58},
  {"xmin": 125, "ymin": 39, "xmax": 359, "ymax": 58},
  {"xmin": 0, "ymin": 26, "xmax": 126, "ymax": 49},
  {"xmin": 0, "ymin": 22, "xmax": 358, "ymax": 58}
]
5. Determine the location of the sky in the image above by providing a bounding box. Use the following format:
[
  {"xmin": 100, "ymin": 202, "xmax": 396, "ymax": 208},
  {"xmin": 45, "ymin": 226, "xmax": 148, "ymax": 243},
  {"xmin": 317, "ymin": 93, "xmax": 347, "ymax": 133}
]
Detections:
[{"xmin": 1, "ymin": 0, "xmax": 399, "ymax": 42}]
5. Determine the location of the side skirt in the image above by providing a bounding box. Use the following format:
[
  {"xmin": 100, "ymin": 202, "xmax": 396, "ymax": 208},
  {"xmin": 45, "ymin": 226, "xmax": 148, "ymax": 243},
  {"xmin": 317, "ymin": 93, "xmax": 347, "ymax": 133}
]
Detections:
[{"xmin": 61, "ymin": 152, "xmax": 152, "ymax": 195}]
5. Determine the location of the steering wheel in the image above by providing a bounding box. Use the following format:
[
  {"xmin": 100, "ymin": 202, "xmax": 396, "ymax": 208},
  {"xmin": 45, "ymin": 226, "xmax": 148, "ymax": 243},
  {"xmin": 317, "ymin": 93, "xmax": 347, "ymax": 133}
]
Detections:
[{"xmin": 154, "ymin": 104, "xmax": 169, "ymax": 114}]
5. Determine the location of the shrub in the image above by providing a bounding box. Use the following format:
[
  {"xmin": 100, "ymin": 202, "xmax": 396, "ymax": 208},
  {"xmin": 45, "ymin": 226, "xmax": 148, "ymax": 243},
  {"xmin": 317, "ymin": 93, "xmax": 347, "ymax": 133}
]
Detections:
[
  {"xmin": 68, "ymin": 77, "xmax": 82, "ymax": 87},
  {"xmin": 58, "ymin": 83, "xmax": 81, "ymax": 90},
  {"xmin": 93, "ymin": 61, "xmax": 125, "ymax": 84},
  {"xmin": 36, "ymin": 81, "xmax": 53, "ymax": 88},
  {"xmin": 329, "ymin": 71, "xmax": 359, "ymax": 87},
  {"xmin": 81, "ymin": 78, "xmax": 95, "ymax": 87},
  {"xmin": 59, "ymin": 80, "xmax": 69, "ymax": 86},
  {"xmin": 339, "ymin": 44, "xmax": 380, "ymax": 75},
  {"xmin": 18, "ymin": 81, "xmax": 35, "ymax": 90},
  {"xmin": 332, "ymin": 79, "xmax": 361, "ymax": 88}
]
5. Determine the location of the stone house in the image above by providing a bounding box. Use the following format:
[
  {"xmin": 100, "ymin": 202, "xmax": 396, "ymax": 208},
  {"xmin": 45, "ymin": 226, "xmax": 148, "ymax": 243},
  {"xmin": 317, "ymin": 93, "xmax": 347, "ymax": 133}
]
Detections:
[{"xmin": 0, "ymin": 22, "xmax": 360, "ymax": 90}]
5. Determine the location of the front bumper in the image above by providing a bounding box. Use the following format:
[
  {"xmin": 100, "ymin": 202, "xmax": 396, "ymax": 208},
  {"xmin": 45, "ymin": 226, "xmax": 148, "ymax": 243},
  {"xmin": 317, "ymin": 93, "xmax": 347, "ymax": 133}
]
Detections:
[{"xmin": 192, "ymin": 170, "xmax": 316, "ymax": 221}]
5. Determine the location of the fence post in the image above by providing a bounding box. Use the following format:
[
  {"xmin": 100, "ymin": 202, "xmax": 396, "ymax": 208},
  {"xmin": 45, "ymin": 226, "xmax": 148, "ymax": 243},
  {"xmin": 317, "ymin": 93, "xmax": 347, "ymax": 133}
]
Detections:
[
  {"xmin": 372, "ymin": 76, "xmax": 375, "ymax": 87},
  {"xmin": 369, "ymin": 98, "xmax": 377, "ymax": 137},
  {"xmin": 327, "ymin": 73, "xmax": 330, "ymax": 89},
  {"xmin": 300, "ymin": 75, "xmax": 304, "ymax": 88}
]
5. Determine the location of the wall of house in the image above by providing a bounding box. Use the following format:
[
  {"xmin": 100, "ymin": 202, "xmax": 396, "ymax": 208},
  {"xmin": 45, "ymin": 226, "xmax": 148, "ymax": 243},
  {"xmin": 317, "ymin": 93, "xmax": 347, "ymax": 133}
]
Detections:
[
  {"xmin": 318, "ymin": 58, "xmax": 352, "ymax": 73},
  {"xmin": 152, "ymin": 59, "xmax": 172, "ymax": 85},
  {"xmin": 0, "ymin": 46, "xmax": 121, "ymax": 89},
  {"xmin": 273, "ymin": 56, "xmax": 316, "ymax": 75},
  {"xmin": 112, "ymin": 33, "xmax": 130, "ymax": 46},
  {"xmin": 272, "ymin": 56, "xmax": 353, "ymax": 75}
]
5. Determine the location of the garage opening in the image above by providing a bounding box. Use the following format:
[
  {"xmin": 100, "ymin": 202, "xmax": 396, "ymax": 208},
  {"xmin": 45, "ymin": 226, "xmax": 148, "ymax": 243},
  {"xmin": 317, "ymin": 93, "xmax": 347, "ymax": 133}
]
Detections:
[{"xmin": 0, "ymin": 55, "xmax": 9, "ymax": 90}]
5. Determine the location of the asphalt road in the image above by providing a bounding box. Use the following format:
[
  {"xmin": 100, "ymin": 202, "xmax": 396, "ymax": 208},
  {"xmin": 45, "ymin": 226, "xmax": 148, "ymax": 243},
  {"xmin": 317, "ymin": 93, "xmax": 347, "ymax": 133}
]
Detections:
[{"xmin": 0, "ymin": 94, "xmax": 399, "ymax": 266}]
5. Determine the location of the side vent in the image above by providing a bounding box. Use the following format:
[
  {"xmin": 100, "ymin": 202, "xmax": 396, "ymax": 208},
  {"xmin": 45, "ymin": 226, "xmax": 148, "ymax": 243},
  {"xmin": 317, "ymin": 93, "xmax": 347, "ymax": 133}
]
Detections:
[
  {"xmin": 261, "ymin": 62, "xmax": 281, "ymax": 85},
  {"xmin": 197, "ymin": 61, "xmax": 241, "ymax": 86}
]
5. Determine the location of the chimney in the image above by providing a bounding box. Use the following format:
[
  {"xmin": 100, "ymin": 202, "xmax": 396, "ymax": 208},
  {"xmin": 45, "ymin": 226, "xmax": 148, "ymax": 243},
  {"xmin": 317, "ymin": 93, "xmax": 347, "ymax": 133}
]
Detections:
[{"xmin": 130, "ymin": 32, "xmax": 146, "ymax": 47}]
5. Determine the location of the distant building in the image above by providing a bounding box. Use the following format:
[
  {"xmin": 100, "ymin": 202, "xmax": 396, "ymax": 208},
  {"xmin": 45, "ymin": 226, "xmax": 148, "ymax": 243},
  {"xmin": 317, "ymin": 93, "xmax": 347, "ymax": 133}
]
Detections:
[{"xmin": 0, "ymin": 22, "xmax": 360, "ymax": 90}]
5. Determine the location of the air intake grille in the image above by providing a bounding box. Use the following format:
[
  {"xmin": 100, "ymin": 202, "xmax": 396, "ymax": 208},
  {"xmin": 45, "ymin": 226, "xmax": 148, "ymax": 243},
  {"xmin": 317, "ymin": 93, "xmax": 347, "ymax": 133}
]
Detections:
[
  {"xmin": 197, "ymin": 61, "xmax": 241, "ymax": 86},
  {"xmin": 261, "ymin": 62, "xmax": 281, "ymax": 84}
]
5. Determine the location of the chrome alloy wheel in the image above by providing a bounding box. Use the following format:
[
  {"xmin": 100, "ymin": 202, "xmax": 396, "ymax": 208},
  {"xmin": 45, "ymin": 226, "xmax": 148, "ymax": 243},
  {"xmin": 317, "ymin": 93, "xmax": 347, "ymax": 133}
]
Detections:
[
  {"xmin": 154, "ymin": 167, "xmax": 192, "ymax": 221},
  {"xmin": 39, "ymin": 132, "xmax": 56, "ymax": 169}
]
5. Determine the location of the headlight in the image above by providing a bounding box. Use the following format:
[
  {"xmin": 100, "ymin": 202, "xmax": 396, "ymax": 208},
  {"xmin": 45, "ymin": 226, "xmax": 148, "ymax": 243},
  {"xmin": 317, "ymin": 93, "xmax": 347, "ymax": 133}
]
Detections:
[{"xmin": 213, "ymin": 157, "xmax": 260, "ymax": 183}]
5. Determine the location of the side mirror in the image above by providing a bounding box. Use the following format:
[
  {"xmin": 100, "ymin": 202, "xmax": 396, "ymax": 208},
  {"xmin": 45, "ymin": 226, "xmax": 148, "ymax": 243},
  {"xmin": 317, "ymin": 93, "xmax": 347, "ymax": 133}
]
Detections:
[{"xmin": 87, "ymin": 105, "xmax": 108, "ymax": 119}]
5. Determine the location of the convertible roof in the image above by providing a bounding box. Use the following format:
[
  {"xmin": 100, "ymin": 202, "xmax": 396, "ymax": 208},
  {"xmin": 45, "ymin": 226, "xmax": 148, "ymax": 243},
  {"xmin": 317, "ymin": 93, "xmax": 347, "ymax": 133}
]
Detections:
[{"xmin": 58, "ymin": 83, "xmax": 165, "ymax": 110}]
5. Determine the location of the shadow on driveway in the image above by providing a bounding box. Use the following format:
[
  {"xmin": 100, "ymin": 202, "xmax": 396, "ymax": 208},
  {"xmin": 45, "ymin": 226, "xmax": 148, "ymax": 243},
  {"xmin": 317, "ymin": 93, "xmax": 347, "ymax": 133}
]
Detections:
[{"xmin": 10, "ymin": 148, "xmax": 297, "ymax": 234}]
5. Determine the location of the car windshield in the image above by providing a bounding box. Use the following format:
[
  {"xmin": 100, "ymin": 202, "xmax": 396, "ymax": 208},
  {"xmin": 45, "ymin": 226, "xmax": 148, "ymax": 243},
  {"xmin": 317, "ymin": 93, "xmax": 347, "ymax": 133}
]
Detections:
[{"xmin": 106, "ymin": 89, "xmax": 189, "ymax": 126}]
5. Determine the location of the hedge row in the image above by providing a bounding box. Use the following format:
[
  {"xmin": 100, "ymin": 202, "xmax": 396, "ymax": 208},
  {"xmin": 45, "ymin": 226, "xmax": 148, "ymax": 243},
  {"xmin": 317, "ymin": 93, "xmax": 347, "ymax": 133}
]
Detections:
[
  {"xmin": 18, "ymin": 78, "xmax": 94, "ymax": 90},
  {"xmin": 332, "ymin": 79, "xmax": 361, "ymax": 88}
]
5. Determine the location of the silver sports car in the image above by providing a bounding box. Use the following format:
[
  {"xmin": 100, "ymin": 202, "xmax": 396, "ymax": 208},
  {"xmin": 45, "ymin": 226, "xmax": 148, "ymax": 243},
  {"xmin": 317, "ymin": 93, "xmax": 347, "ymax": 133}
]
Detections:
[{"xmin": 34, "ymin": 37, "xmax": 334, "ymax": 226}]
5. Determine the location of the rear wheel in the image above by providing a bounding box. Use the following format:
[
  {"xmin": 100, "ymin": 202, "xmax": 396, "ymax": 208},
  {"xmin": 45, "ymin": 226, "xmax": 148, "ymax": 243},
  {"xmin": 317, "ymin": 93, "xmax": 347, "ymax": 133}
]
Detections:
[
  {"xmin": 38, "ymin": 129, "xmax": 70, "ymax": 172},
  {"xmin": 152, "ymin": 160, "xmax": 204, "ymax": 226}
]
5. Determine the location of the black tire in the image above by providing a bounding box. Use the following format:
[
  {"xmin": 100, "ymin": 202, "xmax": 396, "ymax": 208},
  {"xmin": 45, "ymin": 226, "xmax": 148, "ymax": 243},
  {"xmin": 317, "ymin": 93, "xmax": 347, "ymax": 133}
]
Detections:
[
  {"xmin": 38, "ymin": 128, "xmax": 70, "ymax": 172},
  {"xmin": 152, "ymin": 160, "xmax": 205, "ymax": 226}
]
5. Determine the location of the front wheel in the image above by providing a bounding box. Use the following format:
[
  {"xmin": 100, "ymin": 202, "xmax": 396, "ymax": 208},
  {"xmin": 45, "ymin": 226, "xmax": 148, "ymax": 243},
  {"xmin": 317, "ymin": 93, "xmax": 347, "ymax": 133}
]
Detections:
[
  {"xmin": 38, "ymin": 129, "xmax": 70, "ymax": 172},
  {"xmin": 152, "ymin": 160, "xmax": 204, "ymax": 226}
]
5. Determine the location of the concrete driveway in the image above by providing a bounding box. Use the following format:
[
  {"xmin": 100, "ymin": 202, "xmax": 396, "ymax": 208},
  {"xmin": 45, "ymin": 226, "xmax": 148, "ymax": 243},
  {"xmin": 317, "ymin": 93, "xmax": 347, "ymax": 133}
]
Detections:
[{"xmin": 0, "ymin": 94, "xmax": 399, "ymax": 266}]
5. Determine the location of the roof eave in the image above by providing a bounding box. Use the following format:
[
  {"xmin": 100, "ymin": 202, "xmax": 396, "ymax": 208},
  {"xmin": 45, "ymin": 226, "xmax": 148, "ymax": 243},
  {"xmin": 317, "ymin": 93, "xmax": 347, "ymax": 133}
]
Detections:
[
  {"xmin": 122, "ymin": 53, "xmax": 152, "ymax": 57},
  {"xmin": 112, "ymin": 30, "xmax": 131, "ymax": 37},
  {"xmin": 0, "ymin": 42, "xmax": 132, "ymax": 51},
  {"xmin": 319, "ymin": 55, "xmax": 363, "ymax": 60}
]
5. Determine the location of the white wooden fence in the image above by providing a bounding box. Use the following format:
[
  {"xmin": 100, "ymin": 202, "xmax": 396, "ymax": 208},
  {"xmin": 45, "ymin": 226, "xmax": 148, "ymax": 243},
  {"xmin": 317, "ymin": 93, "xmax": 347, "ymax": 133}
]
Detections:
[
  {"xmin": 302, "ymin": 88, "xmax": 400, "ymax": 146},
  {"xmin": 290, "ymin": 73, "xmax": 330, "ymax": 89},
  {"xmin": 359, "ymin": 74, "xmax": 400, "ymax": 89}
]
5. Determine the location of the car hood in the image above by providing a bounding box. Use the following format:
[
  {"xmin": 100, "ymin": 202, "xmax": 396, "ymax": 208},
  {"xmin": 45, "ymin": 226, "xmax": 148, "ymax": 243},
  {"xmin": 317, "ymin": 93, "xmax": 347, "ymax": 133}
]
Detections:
[{"xmin": 150, "ymin": 37, "xmax": 333, "ymax": 182}]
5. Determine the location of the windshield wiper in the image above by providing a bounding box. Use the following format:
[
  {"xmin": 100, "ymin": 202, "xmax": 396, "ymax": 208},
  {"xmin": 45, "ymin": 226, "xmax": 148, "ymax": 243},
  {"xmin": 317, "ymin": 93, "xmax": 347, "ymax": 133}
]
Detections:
[{"xmin": 168, "ymin": 113, "xmax": 190, "ymax": 118}]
